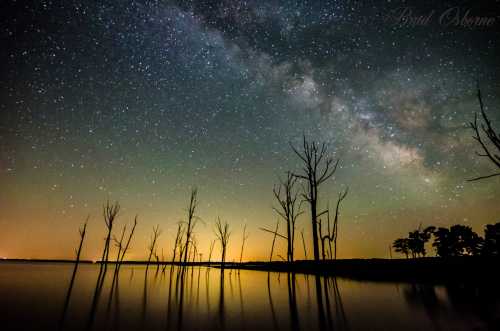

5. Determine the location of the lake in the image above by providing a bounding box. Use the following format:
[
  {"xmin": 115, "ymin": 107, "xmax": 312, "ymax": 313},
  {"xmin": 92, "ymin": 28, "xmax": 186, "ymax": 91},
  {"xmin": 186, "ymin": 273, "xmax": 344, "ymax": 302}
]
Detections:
[{"xmin": 0, "ymin": 262, "xmax": 498, "ymax": 330}]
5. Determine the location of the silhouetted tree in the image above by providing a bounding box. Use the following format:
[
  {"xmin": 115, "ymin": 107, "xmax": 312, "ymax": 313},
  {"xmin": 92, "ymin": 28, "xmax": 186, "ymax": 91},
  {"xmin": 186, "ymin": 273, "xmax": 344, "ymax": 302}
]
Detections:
[
  {"xmin": 208, "ymin": 239, "xmax": 216, "ymax": 263},
  {"xmin": 239, "ymin": 224, "xmax": 249, "ymax": 263},
  {"xmin": 215, "ymin": 217, "xmax": 230, "ymax": 268},
  {"xmin": 393, "ymin": 238, "xmax": 411, "ymax": 258},
  {"xmin": 332, "ymin": 188, "xmax": 348, "ymax": 259},
  {"xmin": 272, "ymin": 171, "xmax": 303, "ymax": 262},
  {"xmin": 432, "ymin": 225, "xmax": 481, "ymax": 257},
  {"xmin": 87, "ymin": 201, "xmax": 120, "ymax": 330},
  {"xmin": 118, "ymin": 216, "xmax": 137, "ymax": 265},
  {"xmin": 301, "ymin": 229, "xmax": 308, "ymax": 260},
  {"xmin": 98, "ymin": 201, "xmax": 120, "ymax": 286},
  {"xmin": 319, "ymin": 188, "xmax": 348, "ymax": 260},
  {"xmin": 407, "ymin": 226, "xmax": 436, "ymax": 258},
  {"xmin": 260, "ymin": 219, "xmax": 287, "ymax": 262},
  {"xmin": 108, "ymin": 215, "xmax": 137, "ymax": 305},
  {"xmin": 182, "ymin": 188, "xmax": 199, "ymax": 264},
  {"xmin": 469, "ymin": 87, "xmax": 500, "ymax": 181},
  {"xmin": 291, "ymin": 135, "xmax": 340, "ymax": 261},
  {"xmin": 260, "ymin": 219, "xmax": 282, "ymax": 262},
  {"xmin": 113, "ymin": 224, "xmax": 127, "ymax": 265},
  {"xmin": 146, "ymin": 225, "xmax": 161, "ymax": 273},
  {"xmin": 173, "ymin": 222, "xmax": 185, "ymax": 263},
  {"xmin": 482, "ymin": 222, "xmax": 500, "ymax": 256},
  {"xmin": 60, "ymin": 217, "xmax": 89, "ymax": 329}
]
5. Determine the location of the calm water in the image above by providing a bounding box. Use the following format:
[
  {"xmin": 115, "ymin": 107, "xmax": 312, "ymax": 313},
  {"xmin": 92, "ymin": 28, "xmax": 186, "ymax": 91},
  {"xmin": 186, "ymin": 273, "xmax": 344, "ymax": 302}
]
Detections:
[{"xmin": 0, "ymin": 262, "xmax": 499, "ymax": 330}]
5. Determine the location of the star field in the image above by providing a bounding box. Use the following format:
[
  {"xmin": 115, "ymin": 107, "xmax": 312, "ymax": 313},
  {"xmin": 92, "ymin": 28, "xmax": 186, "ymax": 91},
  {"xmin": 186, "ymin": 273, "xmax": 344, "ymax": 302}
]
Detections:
[{"xmin": 1, "ymin": 0, "xmax": 499, "ymax": 260}]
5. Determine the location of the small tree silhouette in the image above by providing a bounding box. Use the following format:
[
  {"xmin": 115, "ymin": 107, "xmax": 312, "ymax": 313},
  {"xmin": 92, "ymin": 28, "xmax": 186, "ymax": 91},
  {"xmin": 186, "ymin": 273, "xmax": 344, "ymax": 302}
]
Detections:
[
  {"xmin": 172, "ymin": 222, "xmax": 185, "ymax": 263},
  {"xmin": 392, "ymin": 238, "xmax": 411, "ymax": 258},
  {"xmin": 239, "ymin": 224, "xmax": 249, "ymax": 263},
  {"xmin": 259, "ymin": 219, "xmax": 282, "ymax": 262},
  {"xmin": 117, "ymin": 216, "xmax": 137, "ymax": 266},
  {"xmin": 272, "ymin": 172, "xmax": 303, "ymax": 262},
  {"xmin": 146, "ymin": 225, "xmax": 161, "ymax": 273},
  {"xmin": 215, "ymin": 217, "xmax": 230, "ymax": 268},
  {"xmin": 182, "ymin": 188, "xmax": 199, "ymax": 264},
  {"xmin": 319, "ymin": 188, "xmax": 348, "ymax": 260},
  {"xmin": 60, "ymin": 217, "xmax": 89, "ymax": 328},
  {"xmin": 97, "ymin": 201, "xmax": 120, "ymax": 286}
]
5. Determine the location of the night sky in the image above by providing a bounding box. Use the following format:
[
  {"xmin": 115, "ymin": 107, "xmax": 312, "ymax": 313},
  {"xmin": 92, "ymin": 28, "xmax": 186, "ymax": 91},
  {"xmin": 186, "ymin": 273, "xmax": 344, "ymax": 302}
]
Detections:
[{"xmin": 1, "ymin": 1, "xmax": 499, "ymax": 260}]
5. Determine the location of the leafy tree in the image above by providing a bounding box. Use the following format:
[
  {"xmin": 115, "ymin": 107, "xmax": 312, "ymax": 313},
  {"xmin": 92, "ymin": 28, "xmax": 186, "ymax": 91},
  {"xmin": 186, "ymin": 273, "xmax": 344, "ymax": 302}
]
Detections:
[
  {"xmin": 401, "ymin": 226, "xmax": 435, "ymax": 258},
  {"xmin": 393, "ymin": 238, "xmax": 411, "ymax": 258},
  {"xmin": 482, "ymin": 222, "xmax": 500, "ymax": 256},
  {"xmin": 432, "ymin": 225, "xmax": 482, "ymax": 257}
]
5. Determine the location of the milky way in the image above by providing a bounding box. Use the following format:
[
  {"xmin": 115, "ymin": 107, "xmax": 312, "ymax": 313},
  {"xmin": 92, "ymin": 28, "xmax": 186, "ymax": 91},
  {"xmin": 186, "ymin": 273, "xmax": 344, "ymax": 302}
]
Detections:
[{"xmin": 1, "ymin": 1, "xmax": 499, "ymax": 260}]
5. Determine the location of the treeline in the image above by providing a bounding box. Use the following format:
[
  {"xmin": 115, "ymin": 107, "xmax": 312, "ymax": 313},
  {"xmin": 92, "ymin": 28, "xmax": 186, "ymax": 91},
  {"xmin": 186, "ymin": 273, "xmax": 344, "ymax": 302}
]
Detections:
[{"xmin": 392, "ymin": 222, "xmax": 500, "ymax": 258}]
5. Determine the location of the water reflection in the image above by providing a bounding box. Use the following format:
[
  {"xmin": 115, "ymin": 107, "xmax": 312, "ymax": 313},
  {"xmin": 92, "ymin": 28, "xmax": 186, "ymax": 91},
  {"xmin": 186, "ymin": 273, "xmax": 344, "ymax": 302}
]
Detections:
[
  {"xmin": 1, "ymin": 262, "xmax": 499, "ymax": 331},
  {"xmin": 402, "ymin": 282, "xmax": 500, "ymax": 330}
]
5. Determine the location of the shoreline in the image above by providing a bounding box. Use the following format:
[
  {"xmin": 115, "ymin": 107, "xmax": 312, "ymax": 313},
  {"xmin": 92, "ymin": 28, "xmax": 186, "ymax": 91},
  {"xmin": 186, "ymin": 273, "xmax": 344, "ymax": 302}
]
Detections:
[{"xmin": 1, "ymin": 257, "xmax": 498, "ymax": 282}]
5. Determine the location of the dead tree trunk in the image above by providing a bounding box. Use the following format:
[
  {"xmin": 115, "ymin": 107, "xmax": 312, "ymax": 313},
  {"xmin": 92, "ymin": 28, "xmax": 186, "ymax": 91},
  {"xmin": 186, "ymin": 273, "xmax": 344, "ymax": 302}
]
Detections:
[
  {"xmin": 163, "ymin": 222, "xmax": 184, "ymax": 273},
  {"xmin": 97, "ymin": 201, "xmax": 120, "ymax": 287},
  {"xmin": 259, "ymin": 219, "xmax": 283, "ymax": 262},
  {"xmin": 291, "ymin": 136, "xmax": 340, "ymax": 261},
  {"xmin": 318, "ymin": 188, "xmax": 348, "ymax": 260},
  {"xmin": 146, "ymin": 225, "xmax": 161, "ymax": 273},
  {"xmin": 272, "ymin": 172, "xmax": 303, "ymax": 262},
  {"xmin": 215, "ymin": 217, "xmax": 230, "ymax": 268},
  {"xmin": 60, "ymin": 217, "xmax": 89, "ymax": 328},
  {"xmin": 182, "ymin": 188, "xmax": 198, "ymax": 264},
  {"xmin": 332, "ymin": 188, "xmax": 348, "ymax": 259},
  {"xmin": 118, "ymin": 216, "xmax": 137, "ymax": 266},
  {"xmin": 300, "ymin": 229, "xmax": 308, "ymax": 260},
  {"xmin": 208, "ymin": 239, "xmax": 216, "ymax": 263},
  {"xmin": 239, "ymin": 224, "xmax": 249, "ymax": 263}
]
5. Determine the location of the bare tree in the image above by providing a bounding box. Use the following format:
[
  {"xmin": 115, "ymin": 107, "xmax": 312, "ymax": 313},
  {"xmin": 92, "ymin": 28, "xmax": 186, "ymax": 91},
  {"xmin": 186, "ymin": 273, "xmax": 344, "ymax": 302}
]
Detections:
[
  {"xmin": 291, "ymin": 135, "xmax": 340, "ymax": 261},
  {"xmin": 88, "ymin": 202, "xmax": 120, "ymax": 330},
  {"xmin": 318, "ymin": 188, "xmax": 348, "ymax": 260},
  {"xmin": 260, "ymin": 220, "xmax": 287, "ymax": 262},
  {"xmin": 118, "ymin": 216, "xmax": 137, "ymax": 266},
  {"xmin": 97, "ymin": 201, "xmax": 120, "ymax": 285},
  {"xmin": 208, "ymin": 239, "xmax": 216, "ymax": 263},
  {"xmin": 146, "ymin": 225, "xmax": 162, "ymax": 273},
  {"xmin": 162, "ymin": 222, "xmax": 184, "ymax": 273},
  {"xmin": 272, "ymin": 172, "xmax": 303, "ymax": 262},
  {"xmin": 301, "ymin": 229, "xmax": 308, "ymax": 260},
  {"xmin": 190, "ymin": 236, "xmax": 198, "ymax": 263},
  {"xmin": 60, "ymin": 217, "xmax": 89, "ymax": 328},
  {"xmin": 113, "ymin": 224, "xmax": 127, "ymax": 265},
  {"xmin": 182, "ymin": 188, "xmax": 199, "ymax": 264},
  {"xmin": 239, "ymin": 224, "xmax": 249, "ymax": 263},
  {"xmin": 332, "ymin": 188, "xmax": 348, "ymax": 259},
  {"xmin": 107, "ymin": 216, "xmax": 138, "ymax": 312},
  {"xmin": 319, "ymin": 209, "xmax": 330, "ymax": 260},
  {"xmin": 172, "ymin": 222, "xmax": 184, "ymax": 262},
  {"xmin": 469, "ymin": 87, "xmax": 500, "ymax": 181},
  {"xmin": 215, "ymin": 217, "xmax": 231, "ymax": 268}
]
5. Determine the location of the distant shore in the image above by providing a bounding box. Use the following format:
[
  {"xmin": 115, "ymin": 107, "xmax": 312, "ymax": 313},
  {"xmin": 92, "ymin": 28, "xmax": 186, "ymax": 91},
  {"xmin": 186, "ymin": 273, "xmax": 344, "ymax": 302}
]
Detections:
[
  {"xmin": 219, "ymin": 258, "xmax": 500, "ymax": 282},
  {"xmin": 2, "ymin": 257, "xmax": 498, "ymax": 282}
]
